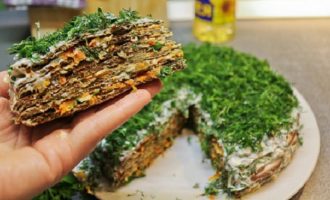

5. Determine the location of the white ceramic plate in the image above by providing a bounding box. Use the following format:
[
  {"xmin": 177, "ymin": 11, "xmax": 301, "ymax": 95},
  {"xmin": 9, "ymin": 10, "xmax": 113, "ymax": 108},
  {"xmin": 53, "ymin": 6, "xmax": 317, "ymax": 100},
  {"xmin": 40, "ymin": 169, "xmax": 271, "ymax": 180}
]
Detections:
[{"xmin": 96, "ymin": 89, "xmax": 320, "ymax": 200}]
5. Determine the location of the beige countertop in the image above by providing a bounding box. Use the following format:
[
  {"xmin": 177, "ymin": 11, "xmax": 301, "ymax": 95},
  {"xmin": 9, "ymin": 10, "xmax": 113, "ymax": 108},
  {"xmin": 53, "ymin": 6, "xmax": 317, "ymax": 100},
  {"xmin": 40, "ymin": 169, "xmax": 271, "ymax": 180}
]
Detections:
[{"xmin": 171, "ymin": 18, "xmax": 330, "ymax": 200}]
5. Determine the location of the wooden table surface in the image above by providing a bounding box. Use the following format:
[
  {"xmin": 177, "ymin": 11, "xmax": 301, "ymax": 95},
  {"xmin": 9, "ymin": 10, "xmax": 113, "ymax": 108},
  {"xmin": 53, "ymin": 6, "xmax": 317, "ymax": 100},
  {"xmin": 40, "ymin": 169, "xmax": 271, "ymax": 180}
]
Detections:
[{"xmin": 171, "ymin": 18, "xmax": 330, "ymax": 200}]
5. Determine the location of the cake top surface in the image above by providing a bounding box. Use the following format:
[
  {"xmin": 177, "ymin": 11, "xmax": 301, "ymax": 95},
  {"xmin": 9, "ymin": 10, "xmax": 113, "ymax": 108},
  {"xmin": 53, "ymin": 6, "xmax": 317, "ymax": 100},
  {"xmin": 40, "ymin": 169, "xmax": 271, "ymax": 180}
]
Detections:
[
  {"xmin": 100, "ymin": 43, "xmax": 298, "ymax": 156},
  {"xmin": 8, "ymin": 9, "xmax": 152, "ymax": 61}
]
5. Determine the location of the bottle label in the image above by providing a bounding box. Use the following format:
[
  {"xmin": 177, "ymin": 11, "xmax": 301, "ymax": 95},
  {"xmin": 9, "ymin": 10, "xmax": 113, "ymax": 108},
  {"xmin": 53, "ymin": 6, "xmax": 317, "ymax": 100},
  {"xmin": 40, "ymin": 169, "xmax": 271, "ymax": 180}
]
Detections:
[
  {"xmin": 195, "ymin": 0, "xmax": 213, "ymax": 21},
  {"xmin": 195, "ymin": 0, "xmax": 235, "ymax": 24}
]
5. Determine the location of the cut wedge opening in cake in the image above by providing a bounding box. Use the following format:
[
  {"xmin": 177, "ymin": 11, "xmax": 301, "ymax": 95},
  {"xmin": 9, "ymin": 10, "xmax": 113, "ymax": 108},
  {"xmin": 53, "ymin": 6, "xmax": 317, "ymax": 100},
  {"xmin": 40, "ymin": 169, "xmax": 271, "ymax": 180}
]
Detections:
[{"xmin": 74, "ymin": 92, "xmax": 300, "ymax": 199}]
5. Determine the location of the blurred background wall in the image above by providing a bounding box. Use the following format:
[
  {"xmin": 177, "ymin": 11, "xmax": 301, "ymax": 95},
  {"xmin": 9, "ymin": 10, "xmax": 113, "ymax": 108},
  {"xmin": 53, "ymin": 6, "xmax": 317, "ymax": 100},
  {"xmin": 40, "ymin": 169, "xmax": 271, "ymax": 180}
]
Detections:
[
  {"xmin": 2, "ymin": 0, "xmax": 330, "ymax": 37},
  {"xmin": 29, "ymin": 0, "xmax": 168, "ymax": 37},
  {"xmin": 168, "ymin": 0, "xmax": 330, "ymax": 20},
  {"xmin": 1, "ymin": 0, "xmax": 330, "ymax": 68}
]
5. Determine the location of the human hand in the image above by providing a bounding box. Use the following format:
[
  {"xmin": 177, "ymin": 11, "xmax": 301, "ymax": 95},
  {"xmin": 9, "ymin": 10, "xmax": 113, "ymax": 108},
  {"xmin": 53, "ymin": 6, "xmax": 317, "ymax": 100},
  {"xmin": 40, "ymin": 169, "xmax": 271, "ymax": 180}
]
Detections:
[{"xmin": 0, "ymin": 71, "xmax": 162, "ymax": 200}]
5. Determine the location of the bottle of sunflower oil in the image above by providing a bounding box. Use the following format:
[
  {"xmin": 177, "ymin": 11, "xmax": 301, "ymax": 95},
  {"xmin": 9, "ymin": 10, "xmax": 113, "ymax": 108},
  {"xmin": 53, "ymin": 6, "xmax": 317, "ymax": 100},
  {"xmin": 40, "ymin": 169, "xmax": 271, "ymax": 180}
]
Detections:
[{"xmin": 193, "ymin": 0, "xmax": 236, "ymax": 43}]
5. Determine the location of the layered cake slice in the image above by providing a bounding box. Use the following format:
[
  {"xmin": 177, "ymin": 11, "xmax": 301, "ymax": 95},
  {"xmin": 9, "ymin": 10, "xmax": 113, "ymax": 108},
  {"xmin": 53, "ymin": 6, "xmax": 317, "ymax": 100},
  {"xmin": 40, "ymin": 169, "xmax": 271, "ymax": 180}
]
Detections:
[{"xmin": 7, "ymin": 9, "xmax": 185, "ymax": 126}]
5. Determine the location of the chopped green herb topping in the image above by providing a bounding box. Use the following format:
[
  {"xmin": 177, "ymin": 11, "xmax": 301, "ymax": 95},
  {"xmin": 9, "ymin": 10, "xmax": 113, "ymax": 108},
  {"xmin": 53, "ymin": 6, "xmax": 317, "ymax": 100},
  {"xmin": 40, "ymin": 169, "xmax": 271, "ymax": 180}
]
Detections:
[
  {"xmin": 33, "ymin": 173, "xmax": 85, "ymax": 200},
  {"xmin": 187, "ymin": 135, "xmax": 193, "ymax": 145},
  {"xmin": 8, "ymin": 8, "xmax": 141, "ymax": 59},
  {"xmin": 204, "ymin": 180, "xmax": 221, "ymax": 196},
  {"xmin": 193, "ymin": 183, "xmax": 200, "ymax": 189},
  {"xmin": 80, "ymin": 46, "xmax": 99, "ymax": 60},
  {"xmin": 158, "ymin": 65, "xmax": 173, "ymax": 78},
  {"xmin": 152, "ymin": 41, "xmax": 164, "ymax": 51}
]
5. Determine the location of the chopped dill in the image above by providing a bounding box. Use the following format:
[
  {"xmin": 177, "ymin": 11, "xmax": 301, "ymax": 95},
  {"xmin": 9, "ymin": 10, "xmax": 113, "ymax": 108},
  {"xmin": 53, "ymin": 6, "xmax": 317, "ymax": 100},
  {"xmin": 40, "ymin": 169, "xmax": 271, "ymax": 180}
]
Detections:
[
  {"xmin": 32, "ymin": 173, "xmax": 85, "ymax": 200},
  {"xmin": 152, "ymin": 41, "xmax": 164, "ymax": 51},
  {"xmin": 158, "ymin": 65, "xmax": 173, "ymax": 79},
  {"xmin": 79, "ymin": 46, "xmax": 99, "ymax": 60},
  {"xmin": 8, "ymin": 8, "xmax": 141, "ymax": 59},
  {"xmin": 187, "ymin": 135, "xmax": 192, "ymax": 144},
  {"xmin": 193, "ymin": 183, "xmax": 200, "ymax": 189}
]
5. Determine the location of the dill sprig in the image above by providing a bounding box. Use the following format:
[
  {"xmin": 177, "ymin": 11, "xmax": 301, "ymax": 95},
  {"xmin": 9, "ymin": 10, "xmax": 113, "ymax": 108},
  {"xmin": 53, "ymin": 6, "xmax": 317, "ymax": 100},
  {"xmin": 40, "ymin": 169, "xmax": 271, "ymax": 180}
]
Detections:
[{"xmin": 8, "ymin": 8, "xmax": 140, "ymax": 59}]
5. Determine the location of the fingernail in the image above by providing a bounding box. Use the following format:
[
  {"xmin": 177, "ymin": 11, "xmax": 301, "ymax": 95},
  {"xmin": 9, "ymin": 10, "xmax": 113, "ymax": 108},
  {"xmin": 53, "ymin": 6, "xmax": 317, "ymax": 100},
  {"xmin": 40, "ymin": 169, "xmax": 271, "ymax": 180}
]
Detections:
[
  {"xmin": 57, "ymin": 130, "xmax": 69, "ymax": 140},
  {"xmin": 3, "ymin": 74, "xmax": 9, "ymax": 84}
]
